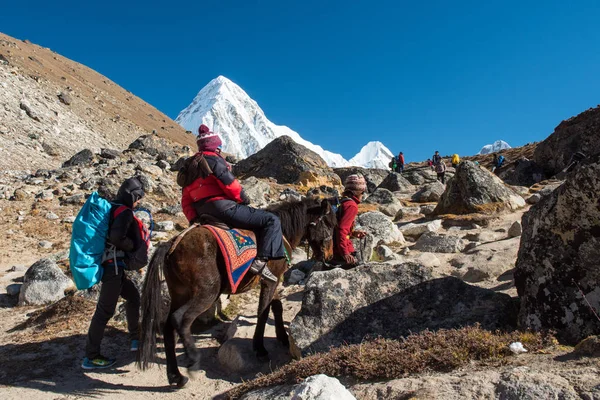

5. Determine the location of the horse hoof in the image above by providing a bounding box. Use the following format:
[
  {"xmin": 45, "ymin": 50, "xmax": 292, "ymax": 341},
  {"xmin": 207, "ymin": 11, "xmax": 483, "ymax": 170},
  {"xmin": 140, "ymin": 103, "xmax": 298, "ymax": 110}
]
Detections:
[{"xmin": 168, "ymin": 375, "xmax": 188, "ymax": 389}]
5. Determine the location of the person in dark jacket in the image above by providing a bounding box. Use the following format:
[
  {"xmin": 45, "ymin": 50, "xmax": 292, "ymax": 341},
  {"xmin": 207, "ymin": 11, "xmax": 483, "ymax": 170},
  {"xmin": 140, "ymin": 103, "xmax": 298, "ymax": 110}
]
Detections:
[
  {"xmin": 333, "ymin": 174, "xmax": 367, "ymax": 267},
  {"xmin": 181, "ymin": 125, "xmax": 283, "ymax": 282},
  {"xmin": 82, "ymin": 177, "xmax": 149, "ymax": 370},
  {"xmin": 432, "ymin": 151, "xmax": 442, "ymax": 166}
]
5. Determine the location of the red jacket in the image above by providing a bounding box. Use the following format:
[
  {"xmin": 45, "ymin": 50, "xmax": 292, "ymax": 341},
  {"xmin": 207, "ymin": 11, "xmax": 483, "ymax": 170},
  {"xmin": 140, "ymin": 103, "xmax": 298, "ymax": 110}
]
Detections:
[
  {"xmin": 398, "ymin": 154, "xmax": 405, "ymax": 164},
  {"xmin": 334, "ymin": 194, "xmax": 361, "ymax": 257},
  {"xmin": 181, "ymin": 151, "xmax": 244, "ymax": 222}
]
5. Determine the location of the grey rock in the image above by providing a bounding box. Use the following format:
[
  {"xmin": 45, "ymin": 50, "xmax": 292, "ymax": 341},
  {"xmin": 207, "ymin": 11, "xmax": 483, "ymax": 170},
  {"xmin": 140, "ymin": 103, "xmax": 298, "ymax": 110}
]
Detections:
[
  {"xmin": 412, "ymin": 181, "xmax": 446, "ymax": 203},
  {"xmin": 62, "ymin": 149, "xmax": 94, "ymax": 168},
  {"xmin": 156, "ymin": 160, "xmax": 170, "ymax": 170},
  {"xmin": 279, "ymin": 188, "xmax": 303, "ymax": 202},
  {"xmin": 434, "ymin": 161, "xmax": 525, "ymax": 215},
  {"xmin": 241, "ymin": 177, "xmax": 271, "ymax": 207},
  {"xmin": 375, "ymin": 245, "xmax": 400, "ymax": 261},
  {"xmin": 290, "ymin": 263, "xmax": 432, "ymax": 356},
  {"xmin": 356, "ymin": 211, "xmax": 405, "ymax": 245},
  {"xmin": 508, "ymin": 221, "xmax": 522, "ymax": 238},
  {"xmin": 377, "ymin": 172, "xmax": 413, "ymax": 192},
  {"xmin": 6, "ymin": 284, "xmax": 21, "ymax": 296},
  {"xmin": 496, "ymin": 369, "xmax": 580, "ymax": 400},
  {"xmin": 20, "ymin": 100, "xmax": 41, "ymax": 122},
  {"xmin": 420, "ymin": 204, "xmax": 437, "ymax": 215},
  {"xmin": 62, "ymin": 216, "xmax": 76, "ymax": 223},
  {"xmin": 290, "ymin": 267, "xmax": 516, "ymax": 357},
  {"xmin": 45, "ymin": 212, "xmax": 59, "ymax": 220},
  {"xmin": 159, "ymin": 204, "xmax": 183, "ymax": 215},
  {"xmin": 100, "ymin": 148, "xmax": 120, "ymax": 160},
  {"xmin": 364, "ymin": 188, "xmax": 402, "ymax": 217},
  {"xmin": 61, "ymin": 193, "xmax": 85, "ymax": 205},
  {"xmin": 526, "ymin": 193, "xmax": 541, "ymax": 204},
  {"xmin": 414, "ymin": 232, "xmax": 466, "ymax": 253},
  {"xmin": 57, "ymin": 92, "xmax": 72, "ymax": 105},
  {"xmin": 515, "ymin": 157, "xmax": 600, "ymax": 343},
  {"xmin": 234, "ymin": 136, "xmax": 340, "ymax": 185},
  {"xmin": 402, "ymin": 166, "xmax": 438, "ymax": 185},
  {"xmin": 155, "ymin": 220, "xmax": 174, "ymax": 232},
  {"xmin": 38, "ymin": 240, "xmax": 53, "ymax": 248},
  {"xmin": 398, "ymin": 219, "xmax": 442, "ymax": 238},
  {"xmin": 18, "ymin": 258, "xmax": 74, "ymax": 305}
]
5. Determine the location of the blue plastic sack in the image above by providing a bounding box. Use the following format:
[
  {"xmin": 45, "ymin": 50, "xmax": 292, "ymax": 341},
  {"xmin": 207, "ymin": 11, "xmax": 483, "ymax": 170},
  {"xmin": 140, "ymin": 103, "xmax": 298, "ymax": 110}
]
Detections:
[{"xmin": 69, "ymin": 192, "xmax": 112, "ymax": 290}]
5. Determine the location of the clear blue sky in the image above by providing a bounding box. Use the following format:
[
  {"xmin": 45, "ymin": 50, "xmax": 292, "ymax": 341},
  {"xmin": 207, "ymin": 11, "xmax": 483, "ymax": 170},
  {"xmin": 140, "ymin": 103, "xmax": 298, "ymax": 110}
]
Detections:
[{"xmin": 2, "ymin": 0, "xmax": 600, "ymax": 162}]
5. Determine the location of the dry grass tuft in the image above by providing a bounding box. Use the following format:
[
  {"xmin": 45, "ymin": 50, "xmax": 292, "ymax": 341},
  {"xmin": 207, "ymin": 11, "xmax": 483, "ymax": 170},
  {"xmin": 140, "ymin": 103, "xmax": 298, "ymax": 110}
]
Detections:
[
  {"xmin": 9, "ymin": 295, "xmax": 96, "ymax": 341},
  {"xmin": 357, "ymin": 203, "xmax": 380, "ymax": 214},
  {"xmin": 223, "ymin": 326, "xmax": 555, "ymax": 399}
]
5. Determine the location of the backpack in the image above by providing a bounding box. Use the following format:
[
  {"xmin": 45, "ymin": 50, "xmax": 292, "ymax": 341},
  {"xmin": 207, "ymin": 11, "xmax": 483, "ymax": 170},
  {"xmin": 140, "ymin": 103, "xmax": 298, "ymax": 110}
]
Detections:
[
  {"xmin": 69, "ymin": 192, "xmax": 152, "ymax": 290},
  {"xmin": 177, "ymin": 153, "xmax": 213, "ymax": 188},
  {"xmin": 497, "ymin": 155, "xmax": 505, "ymax": 166},
  {"xmin": 332, "ymin": 196, "xmax": 354, "ymax": 220},
  {"xmin": 452, "ymin": 154, "xmax": 460, "ymax": 164}
]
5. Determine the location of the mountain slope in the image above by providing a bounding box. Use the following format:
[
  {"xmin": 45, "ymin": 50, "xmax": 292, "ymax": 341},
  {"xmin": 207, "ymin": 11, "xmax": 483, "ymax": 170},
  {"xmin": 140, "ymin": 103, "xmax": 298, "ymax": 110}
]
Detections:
[
  {"xmin": 176, "ymin": 76, "xmax": 349, "ymax": 167},
  {"xmin": 478, "ymin": 140, "xmax": 512, "ymax": 155},
  {"xmin": 348, "ymin": 141, "xmax": 394, "ymax": 169},
  {"xmin": 0, "ymin": 32, "xmax": 194, "ymax": 170}
]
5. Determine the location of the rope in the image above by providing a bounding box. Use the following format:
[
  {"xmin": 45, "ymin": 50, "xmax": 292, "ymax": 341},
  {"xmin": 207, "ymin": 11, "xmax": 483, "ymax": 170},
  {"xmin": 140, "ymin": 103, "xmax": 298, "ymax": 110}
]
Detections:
[{"xmin": 572, "ymin": 279, "xmax": 600, "ymax": 323}]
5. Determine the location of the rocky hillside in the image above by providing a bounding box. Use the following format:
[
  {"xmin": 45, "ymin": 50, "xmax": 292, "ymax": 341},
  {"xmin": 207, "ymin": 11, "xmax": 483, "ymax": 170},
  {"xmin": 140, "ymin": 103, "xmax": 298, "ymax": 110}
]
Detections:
[{"xmin": 0, "ymin": 32, "xmax": 194, "ymax": 171}]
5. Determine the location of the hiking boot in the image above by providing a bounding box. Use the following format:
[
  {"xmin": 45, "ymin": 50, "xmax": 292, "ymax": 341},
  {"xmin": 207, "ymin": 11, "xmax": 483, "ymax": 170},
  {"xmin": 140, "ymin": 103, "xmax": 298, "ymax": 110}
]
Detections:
[
  {"xmin": 82, "ymin": 355, "xmax": 117, "ymax": 370},
  {"xmin": 130, "ymin": 339, "xmax": 139, "ymax": 352},
  {"xmin": 250, "ymin": 259, "xmax": 278, "ymax": 283}
]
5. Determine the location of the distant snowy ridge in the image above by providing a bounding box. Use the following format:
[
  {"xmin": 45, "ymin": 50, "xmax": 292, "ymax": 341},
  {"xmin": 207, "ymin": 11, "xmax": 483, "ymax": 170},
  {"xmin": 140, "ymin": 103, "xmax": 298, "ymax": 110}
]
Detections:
[
  {"xmin": 478, "ymin": 140, "xmax": 511, "ymax": 155},
  {"xmin": 176, "ymin": 76, "xmax": 349, "ymax": 167},
  {"xmin": 348, "ymin": 141, "xmax": 394, "ymax": 169}
]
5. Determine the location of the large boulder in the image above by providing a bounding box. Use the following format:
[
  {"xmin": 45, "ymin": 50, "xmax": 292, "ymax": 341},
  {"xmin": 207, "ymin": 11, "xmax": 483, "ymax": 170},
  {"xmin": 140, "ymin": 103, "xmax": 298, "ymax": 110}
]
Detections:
[
  {"xmin": 242, "ymin": 375, "xmax": 356, "ymax": 400},
  {"xmin": 18, "ymin": 259, "xmax": 74, "ymax": 306},
  {"xmin": 412, "ymin": 181, "xmax": 446, "ymax": 203},
  {"xmin": 240, "ymin": 177, "xmax": 271, "ymax": 208},
  {"xmin": 356, "ymin": 211, "xmax": 405, "ymax": 245},
  {"xmin": 364, "ymin": 188, "xmax": 402, "ymax": 217},
  {"xmin": 333, "ymin": 167, "xmax": 388, "ymax": 194},
  {"xmin": 413, "ymin": 232, "xmax": 466, "ymax": 253},
  {"xmin": 289, "ymin": 263, "xmax": 432, "ymax": 357},
  {"xmin": 290, "ymin": 265, "xmax": 516, "ymax": 357},
  {"xmin": 496, "ymin": 157, "xmax": 545, "ymax": 187},
  {"xmin": 451, "ymin": 237, "xmax": 521, "ymax": 283},
  {"xmin": 234, "ymin": 136, "xmax": 340, "ymax": 186},
  {"xmin": 398, "ymin": 219, "xmax": 442, "ymax": 238},
  {"xmin": 62, "ymin": 149, "xmax": 94, "ymax": 168},
  {"xmin": 515, "ymin": 157, "xmax": 600, "ymax": 344},
  {"xmin": 128, "ymin": 133, "xmax": 186, "ymax": 161},
  {"xmin": 434, "ymin": 161, "xmax": 525, "ymax": 215},
  {"xmin": 377, "ymin": 172, "xmax": 414, "ymax": 193},
  {"xmin": 534, "ymin": 105, "xmax": 600, "ymax": 177},
  {"xmin": 402, "ymin": 166, "xmax": 438, "ymax": 185}
]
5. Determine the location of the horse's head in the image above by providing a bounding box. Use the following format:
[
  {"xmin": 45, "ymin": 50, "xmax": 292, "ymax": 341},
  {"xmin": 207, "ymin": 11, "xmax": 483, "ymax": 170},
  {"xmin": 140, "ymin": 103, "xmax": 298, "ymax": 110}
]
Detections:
[{"xmin": 305, "ymin": 198, "xmax": 338, "ymax": 262}]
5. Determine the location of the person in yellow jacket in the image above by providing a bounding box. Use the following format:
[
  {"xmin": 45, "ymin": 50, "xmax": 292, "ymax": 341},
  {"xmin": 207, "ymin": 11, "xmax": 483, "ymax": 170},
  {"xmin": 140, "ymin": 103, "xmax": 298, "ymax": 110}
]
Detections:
[{"xmin": 451, "ymin": 154, "xmax": 460, "ymax": 168}]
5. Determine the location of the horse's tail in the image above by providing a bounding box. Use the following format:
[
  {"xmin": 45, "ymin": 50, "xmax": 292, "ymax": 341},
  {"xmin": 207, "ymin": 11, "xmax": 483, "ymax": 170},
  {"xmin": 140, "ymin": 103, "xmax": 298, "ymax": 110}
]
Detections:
[{"xmin": 137, "ymin": 240, "xmax": 171, "ymax": 370}]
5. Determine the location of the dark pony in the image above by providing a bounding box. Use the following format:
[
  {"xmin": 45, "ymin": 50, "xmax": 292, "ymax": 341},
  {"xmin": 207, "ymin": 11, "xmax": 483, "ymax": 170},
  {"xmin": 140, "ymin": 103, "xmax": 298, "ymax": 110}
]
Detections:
[{"xmin": 138, "ymin": 198, "xmax": 337, "ymax": 387}]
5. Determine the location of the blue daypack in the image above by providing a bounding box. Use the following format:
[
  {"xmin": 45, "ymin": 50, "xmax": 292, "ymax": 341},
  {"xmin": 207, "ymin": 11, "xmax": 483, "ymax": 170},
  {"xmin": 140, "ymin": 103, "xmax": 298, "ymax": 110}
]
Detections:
[
  {"xmin": 497, "ymin": 155, "xmax": 505, "ymax": 166},
  {"xmin": 69, "ymin": 192, "xmax": 113, "ymax": 290}
]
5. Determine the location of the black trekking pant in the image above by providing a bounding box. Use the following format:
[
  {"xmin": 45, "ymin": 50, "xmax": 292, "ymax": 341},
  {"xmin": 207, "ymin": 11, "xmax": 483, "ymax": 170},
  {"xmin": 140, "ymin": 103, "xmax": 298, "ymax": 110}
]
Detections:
[
  {"xmin": 437, "ymin": 172, "xmax": 446, "ymax": 184},
  {"xmin": 85, "ymin": 264, "xmax": 140, "ymax": 359},
  {"xmin": 217, "ymin": 204, "xmax": 285, "ymax": 260}
]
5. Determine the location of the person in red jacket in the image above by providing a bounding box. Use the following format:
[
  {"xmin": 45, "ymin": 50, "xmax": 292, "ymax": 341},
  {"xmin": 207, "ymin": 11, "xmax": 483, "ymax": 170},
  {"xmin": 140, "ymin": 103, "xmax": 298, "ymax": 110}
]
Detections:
[
  {"xmin": 333, "ymin": 174, "xmax": 367, "ymax": 266},
  {"xmin": 397, "ymin": 152, "xmax": 405, "ymax": 173},
  {"xmin": 181, "ymin": 125, "xmax": 283, "ymax": 282}
]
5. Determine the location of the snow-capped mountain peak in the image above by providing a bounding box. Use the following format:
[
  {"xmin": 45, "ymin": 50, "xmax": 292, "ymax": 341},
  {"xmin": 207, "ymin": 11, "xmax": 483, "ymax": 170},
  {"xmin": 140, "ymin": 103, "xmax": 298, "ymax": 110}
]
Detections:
[
  {"xmin": 478, "ymin": 140, "xmax": 511, "ymax": 155},
  {"xmin": 176, "ymin": 76, "xmax": 349, "ymax": 167},
  {"xmin": 348, "ymin": 141, "xmax": 394, "ymax": 169}
]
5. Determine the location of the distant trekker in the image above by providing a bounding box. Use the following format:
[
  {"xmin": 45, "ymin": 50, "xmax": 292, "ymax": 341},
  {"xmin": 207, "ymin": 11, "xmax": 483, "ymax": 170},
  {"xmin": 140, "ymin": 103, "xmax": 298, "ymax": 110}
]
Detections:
[
  {"xmin": 492, "ymin": 154, "xmax": 505, "ymax": 173},
  {"xmin": 451, "ymin": 153, "xmax": 460, "ymax": 168},
  {"xmin": 433, "ymin": 151, "xmax": 442, "ymax": 166},
  {"xmin": 388, "ymin": 156, "xmax": 397, "ymax": 173},
  {"xmin": 397, "ymin": 152, "xmax": 405, "ymax": 173},
  {"xmin": 435, "ymin": 158, "xmax": 447, "ymax": 184}
]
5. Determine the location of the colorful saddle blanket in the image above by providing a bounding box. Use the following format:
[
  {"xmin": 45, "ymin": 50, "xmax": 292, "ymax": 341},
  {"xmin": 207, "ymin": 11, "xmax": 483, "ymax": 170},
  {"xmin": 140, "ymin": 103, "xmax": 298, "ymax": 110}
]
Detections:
[{"xmin": 204, "ymin": 225, "xmax": 257, "ymax": 293}]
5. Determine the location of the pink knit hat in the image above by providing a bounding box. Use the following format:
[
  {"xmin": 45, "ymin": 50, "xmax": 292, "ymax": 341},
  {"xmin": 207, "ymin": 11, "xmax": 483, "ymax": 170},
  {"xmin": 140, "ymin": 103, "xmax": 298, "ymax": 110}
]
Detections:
[
  {"xmin": 196, "ymin": 124, "xmax": 222, "ymax": 152},
  {"xmin": 344, "ymin": 174, "xmax": 367, "ymax": 192}
]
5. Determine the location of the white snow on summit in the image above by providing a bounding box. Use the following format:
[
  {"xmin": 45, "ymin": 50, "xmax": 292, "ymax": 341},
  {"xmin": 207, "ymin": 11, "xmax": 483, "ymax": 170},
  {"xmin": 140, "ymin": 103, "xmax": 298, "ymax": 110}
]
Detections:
[
  {"xmin": 478, "ymin": 140, "xmax": 511, "ymax": 155},
  {"xmin": 348, "ymin": 141, "xmax": 394, "ymax": 170},
  {"xmin": 176, "ymin": 76, "xmax": 349, "ymax": 167}
]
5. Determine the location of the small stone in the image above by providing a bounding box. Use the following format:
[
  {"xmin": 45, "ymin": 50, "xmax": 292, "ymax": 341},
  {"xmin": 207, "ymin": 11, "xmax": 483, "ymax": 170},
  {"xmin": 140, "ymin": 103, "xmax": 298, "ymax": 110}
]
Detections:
[
  {"xmin": 45, "ymin": 212, "xmax": 59, "ymax": 220},
  {"xmin": 508, "ymin": 221, "xmax": 523, "ymax": 238},
  {"xmin": 6, "ymin": 284, "xmax": 21, "ymax": 296},
  {"xmin": 39, "ymin": 241, "xmax": 53, "ymax": 249},
  {"xmin": 61, "ymin": 193, "xmax": 85, "ymax": 205},
  {"xmin": 151, "ymin": 232, "xmax": 168, "ymax": 240},
  {"xmin": 156, "ymin": 160, "xmax": 170, "ymax": 170},
  {"xmin": 526, "ymin": 193, "xmax": 541, "ymax": 204},
  {"xmin": 100, "ymin": 148, "xmax": 120, "ymax": 160},
  {"xmin": 376, "ymin": 245, "xmax": 400, "ymax": 261},
  {"xmin": 13, "ymin": 189, "xmax": 29, "ymax": 201},
  {"xmin": 287, "ymin": 269, "xmax": 306, "ymax": 285},
  {"xmin": 20, "ymin": 100, "xmax": 41, "ymax": 122},
  {"xmin": 40, "ymin": 190, "xmax": 54, "ymax": 201},
  {"xmin": 400, "ymin": 247, "xmax": 410, "ymax": 255},
  {"xmin": 62, "ymin": 216, "xmax": 76, "ymax": 223},
  {"xmin": 155, "ymin": 221, "xmax": 174, "ymax": 232},
  {"xmin": 57, "ymin": 92, "xmax": 72, "ymax": 105}
]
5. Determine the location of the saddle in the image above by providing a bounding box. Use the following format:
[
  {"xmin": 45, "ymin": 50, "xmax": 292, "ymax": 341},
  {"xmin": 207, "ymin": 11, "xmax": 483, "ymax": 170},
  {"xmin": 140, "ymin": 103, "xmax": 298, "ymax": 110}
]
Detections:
[{"xmin": 198, "ymin": 214, "xmax": 231, "ymax": 230}]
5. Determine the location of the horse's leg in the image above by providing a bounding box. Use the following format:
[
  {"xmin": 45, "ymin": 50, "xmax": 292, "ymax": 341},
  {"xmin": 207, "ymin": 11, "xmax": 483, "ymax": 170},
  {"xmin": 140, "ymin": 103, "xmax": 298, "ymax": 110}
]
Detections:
[
  {"xmin": 164, "ymin": 309, "xmax": 188, "ymax": 388},
  {"xmin": 171, "ymin": 291, "xmax": 219, "ymax": 371},
  {"xmin": 253, "ymin": 280, "xmax": 277, "ymax": 359},
  {"xmin": 271, "ymin": 298, "xmax": 289, "ymax": 347}
]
